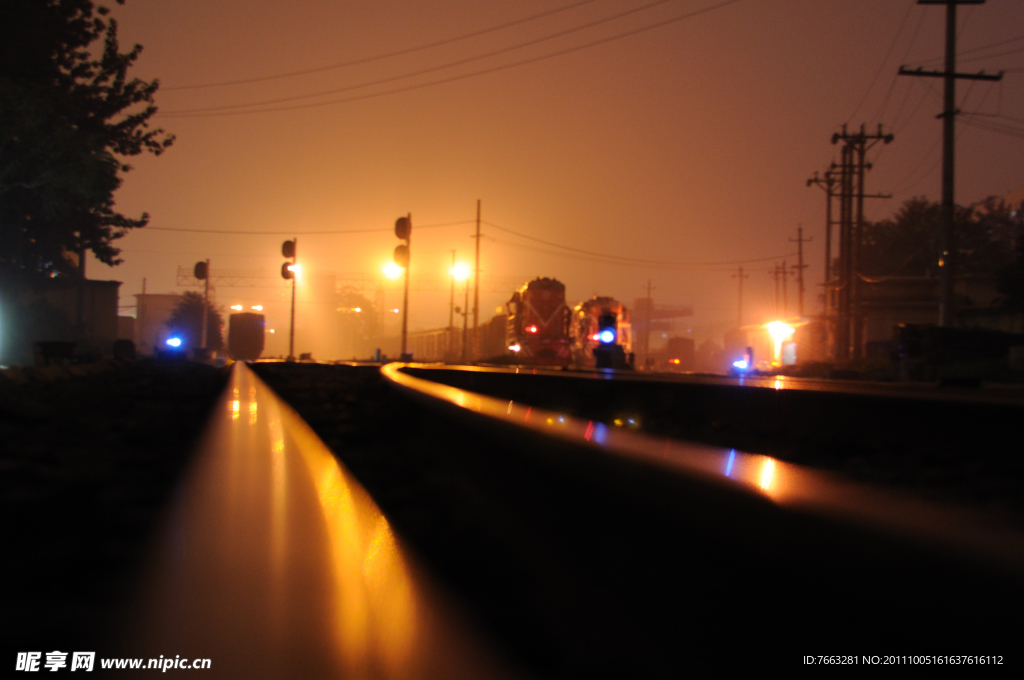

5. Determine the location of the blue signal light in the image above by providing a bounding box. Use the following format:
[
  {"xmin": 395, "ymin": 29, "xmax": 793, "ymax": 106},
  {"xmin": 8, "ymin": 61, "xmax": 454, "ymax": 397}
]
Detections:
[
  {"xmin": 166, "ymin": 337, "xmax": 183, "ymax": 348},
  {"xmin": 599, "ymin": 329, "xmax": 615, "ymax": 344},
  {"xmin": 732, "ymin": 359, "xmax": 749, "ymax": 370}
]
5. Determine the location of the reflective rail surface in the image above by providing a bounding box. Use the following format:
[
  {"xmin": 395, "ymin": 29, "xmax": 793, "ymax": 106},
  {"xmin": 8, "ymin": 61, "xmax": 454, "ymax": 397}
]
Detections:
[
  {"xmin": 128, "ymin": 362, "xmax": 520, "ymax": 679},
  {"xmin": 383, "ymin": 363, "xmax": 1024, "ymax": 579}
]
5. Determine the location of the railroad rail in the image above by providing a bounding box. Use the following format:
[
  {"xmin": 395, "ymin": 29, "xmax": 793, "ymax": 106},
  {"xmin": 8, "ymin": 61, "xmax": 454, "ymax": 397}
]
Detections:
[{"xmin": 127, "ymin": 361, "xmax": 520, "ymax": 679}]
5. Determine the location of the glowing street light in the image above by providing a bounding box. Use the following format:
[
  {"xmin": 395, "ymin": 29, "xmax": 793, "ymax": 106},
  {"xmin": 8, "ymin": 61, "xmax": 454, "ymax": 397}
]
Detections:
[
  {"xmin": 449, "ymin": 257, "xmax": 471, "ymax": 361},
  {"xmin": 230, "ymin": 304, "xmax": 243, "ymax": 311},
  {"xmin": 765, "ymin": 321, "xmax": 795, "ymax": 366}
]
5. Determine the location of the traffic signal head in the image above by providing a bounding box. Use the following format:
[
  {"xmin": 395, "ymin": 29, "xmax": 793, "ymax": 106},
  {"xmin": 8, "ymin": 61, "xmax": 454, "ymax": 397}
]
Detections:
[
  {"xmin": 394, "ymin": 216, "xmax": 411, "ymax": 241},
  {"xmin": 393, "ymin": 244, "xmax": 409, "ymax": 269},
  {"xmin": 282, "ymin": 240, "xmax": 296, "ymax": 259},
  {"xmin": 193, "ymin": 261, "xmax": 208, "ymax": 280},
  {"xmin": 281, "ymin": 262, "xmax": 294, "ymax": 280}
]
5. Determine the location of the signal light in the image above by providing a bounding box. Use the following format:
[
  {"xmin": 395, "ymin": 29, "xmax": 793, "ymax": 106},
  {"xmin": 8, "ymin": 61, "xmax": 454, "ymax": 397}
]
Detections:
[
  {"xmin": 281, "ymin": 262, "xmax": 294, "ymax": 280},
  {"xmin": 597, "ymin": 311, "xmax": 617, "ymax": 344},
  {"xmin": 166, "ymin": 337, "xmax": 183, "ymax": 348},
  {"xmin": 526, "ymin": 325, "xmax": 538, "ymax": 333}
]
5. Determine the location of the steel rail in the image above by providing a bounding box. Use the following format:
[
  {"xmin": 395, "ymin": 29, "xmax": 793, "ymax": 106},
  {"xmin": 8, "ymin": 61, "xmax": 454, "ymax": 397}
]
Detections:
[
  {"xmin": 382, "ymin": 362, "xmax": 1024, "ymax": 579},
  {"xmin": 126, "ymin": 362, "xmax": 521, "ymax": 679}
]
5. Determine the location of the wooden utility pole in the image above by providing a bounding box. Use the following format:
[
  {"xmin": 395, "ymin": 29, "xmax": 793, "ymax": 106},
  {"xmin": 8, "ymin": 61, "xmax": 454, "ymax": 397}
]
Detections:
[
  {"xmin": 790, "ymin": 226, "xmax": 810, "ymax": 318},
  {"xmin": 732, "ymin": 267, "xmax": 748, "ymax": 327},
  {"xmin": 899, "ymin": 0, "xmax": 1002, "ymax": 327},
  {"xmin": 473, "ymin": 199, "xmax": 481, "ymax": 360},
  {"xmin": 831, "ymin": 124, "xmax": 893, "ymax": 360},
  {"xmin": 448, "ymin": 250, "xmax": 456, "ymax": 358}
]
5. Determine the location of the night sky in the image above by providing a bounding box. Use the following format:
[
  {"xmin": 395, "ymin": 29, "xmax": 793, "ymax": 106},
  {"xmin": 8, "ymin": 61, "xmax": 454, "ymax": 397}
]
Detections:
[{"xmin": 94, "ymin": 0, "xmax": 1024, "ymax": 357}]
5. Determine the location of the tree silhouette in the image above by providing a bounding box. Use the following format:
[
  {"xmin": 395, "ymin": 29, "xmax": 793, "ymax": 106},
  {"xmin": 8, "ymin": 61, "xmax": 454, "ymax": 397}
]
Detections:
[
  {"xmin": 0, "ymin": 0, "xmax": 173, "ymax": 283},
  {"xmin": 167, "ymin": 292, "xmax": 224, "ymax": 352},
  {"xmin": 859, "ymin": 197, "xmax": 1021, "ymax": 279}
]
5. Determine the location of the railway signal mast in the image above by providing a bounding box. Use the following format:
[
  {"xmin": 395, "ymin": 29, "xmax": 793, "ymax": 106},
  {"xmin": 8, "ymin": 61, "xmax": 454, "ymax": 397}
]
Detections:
[
  {"xmin": 281, "ymin": 239, "xmax": 297, "ymax": 361},
  {"xmin": 193, "ymin": 259, "xmax": 211, "ymax": 354},
  {"xmin": 394, "ymin": 215, "xmax": 412, "ymax": 359}
]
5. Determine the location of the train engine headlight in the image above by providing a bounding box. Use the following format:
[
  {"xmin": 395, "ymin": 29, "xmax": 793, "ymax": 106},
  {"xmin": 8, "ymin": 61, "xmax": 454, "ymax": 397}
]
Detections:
[{"xmin": 597, "ymin": 311, "xmax": 617, "ymax": 344}]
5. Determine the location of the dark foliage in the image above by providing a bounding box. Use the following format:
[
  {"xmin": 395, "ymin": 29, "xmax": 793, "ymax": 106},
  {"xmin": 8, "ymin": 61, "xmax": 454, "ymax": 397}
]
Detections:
[
  {"xmin": 167, "ymin": 291, "xmax": 224, "ymax": 351},
  {"xmin": 859, "ymin": 197, "xmax": 1022, "ymax": 279},
  {"xmin": 0, "ymin": 0, "xmax": 173, "ymax": 282}
]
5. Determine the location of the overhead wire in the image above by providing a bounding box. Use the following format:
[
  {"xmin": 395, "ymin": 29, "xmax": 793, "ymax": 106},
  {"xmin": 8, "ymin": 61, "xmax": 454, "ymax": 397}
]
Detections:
[
  {"xmin": 144, "ymin": 221, "xmax": 474, "ymax": 235},
  {"xmin": 482, "ymin": 220, "xmax": 797, "ymax": 267},
  {"xmin": 161, "ymin": 0, "xmax": 747, "ymax": 118},
  {"xmin": 163, "ymin": 0, "xmax": 605, "ymax": 91},
  {"xmin": 846, "ymin": 0, "xmax": 917, "ymax": 125}
]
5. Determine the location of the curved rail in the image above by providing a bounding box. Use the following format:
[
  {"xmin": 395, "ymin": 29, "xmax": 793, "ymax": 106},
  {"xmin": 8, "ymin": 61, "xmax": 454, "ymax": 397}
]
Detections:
[
  {"xmin": 383, "ymin": 362, "xmax": 1024, "ymax": 579},
  {"xmin": 128, "ymin": 362, "xmax": 520, "ymax": 679}
]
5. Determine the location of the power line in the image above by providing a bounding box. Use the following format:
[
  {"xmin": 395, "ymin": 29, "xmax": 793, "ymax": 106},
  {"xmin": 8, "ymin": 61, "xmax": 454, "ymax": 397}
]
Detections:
[
  {"xmin": 161, "ymin": 0, "xmax": 747, "ymax": 118},
  {"xmin": 847, "ymin": 0, "xmax": 917, "ymax": 125},
  {"xmin": 144, "ymin": 221, "xmax": 474, "ymax": 235},
  {"xmin": 483, "ymin": 220, "xmax": 795, "ymax": 267},
  {"xmin": 163, "ymin": 0, "xmax": 605, "ymax": 91},
  {"xmin": 164, "ymin": 0, "xmax": 684, "ymax": 114}
]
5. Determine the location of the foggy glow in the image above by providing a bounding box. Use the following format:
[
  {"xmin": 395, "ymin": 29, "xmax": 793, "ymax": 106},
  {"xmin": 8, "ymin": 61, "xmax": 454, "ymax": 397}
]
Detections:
[
  {"xmin": 231, "ymin": 304, "xmax": 243, "ymax": 311},
  {"xmin": 450, "ymin": 263, "xmax": 470, "ymax": 281},
  {"xmin": 383, "ymin": 262, "xmax": 404, "ymax": 279},
  {"xmin": 166, "ymin": 337, "xmax": 182, "ymax": 348},
  {"xmin": 733, "ymin": 359, "xmax": 748, "ymax": 370},
  {"xmin": 252, "ymin": 305, "xmax": 263, "ymax": 311},
  {"xmin": 765, "ymin": 321, "xmax": 795, "ymax": 365}
]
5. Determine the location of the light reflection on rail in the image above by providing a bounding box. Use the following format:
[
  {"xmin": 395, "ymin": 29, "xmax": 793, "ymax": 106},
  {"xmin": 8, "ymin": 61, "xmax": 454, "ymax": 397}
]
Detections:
[
  {"xmin": 383, "ymin": 363, "xmax": 1024, "ymax": 575},
  {"xmin": 132, "ymin": 362, "xmax": 518, "ymax": 679}
]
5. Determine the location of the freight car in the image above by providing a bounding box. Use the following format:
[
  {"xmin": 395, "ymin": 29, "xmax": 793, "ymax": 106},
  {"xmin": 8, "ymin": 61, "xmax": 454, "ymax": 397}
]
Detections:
[{"xmin": 505, "ymin": 277, "xmax": 571, "ymax": 366}]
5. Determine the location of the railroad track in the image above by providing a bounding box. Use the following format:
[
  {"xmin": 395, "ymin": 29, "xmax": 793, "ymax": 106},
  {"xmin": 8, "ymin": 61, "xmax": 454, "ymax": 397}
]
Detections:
[
  {"xmin": 8, "ymin": 360, "xmax": 1021, "ymax": 675},
  {"xmin": 250, "ymin": 362, "xmax": 1024, "ymax": 673}
]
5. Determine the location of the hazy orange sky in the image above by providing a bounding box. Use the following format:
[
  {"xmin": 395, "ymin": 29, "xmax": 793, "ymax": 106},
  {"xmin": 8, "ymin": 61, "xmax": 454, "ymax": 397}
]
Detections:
[{"xmin": 93, "ymin": 0, "xmax": 1024, "ymax": 356}]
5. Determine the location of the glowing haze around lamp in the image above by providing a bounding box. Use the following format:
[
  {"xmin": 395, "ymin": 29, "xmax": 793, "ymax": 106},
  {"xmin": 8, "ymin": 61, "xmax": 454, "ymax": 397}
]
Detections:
[{"xmin": 765, "ymin": 321, "xmax": 795, "ymax": 366}]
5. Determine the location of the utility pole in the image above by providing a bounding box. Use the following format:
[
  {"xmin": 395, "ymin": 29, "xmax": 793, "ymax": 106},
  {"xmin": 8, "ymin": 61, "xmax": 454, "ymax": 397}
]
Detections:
[
  {"xmin": 831, "ymin": 124, "xmax": 893, "ymax": 360},
  {"xmin": 899, "ymin": 0, "xmax": 1003, "ymax": 327},
  {"xmin": 790, "ymin": 226, "xmax": 811, "ymax": 318},
  {"xmin": 781, "ymin": 259, "xmax": 789, "ymax": 317},
  {"xmin": 473, "ymin": 199, "xmax": 481, "ymax": 361},
  {"xmin": 732, "ymin": 267, "xmax": 748, "ymax": 327},
  {"xmin": 642, "ymin": 280, "xmax": 654, "ymax": 370},
  {"xmin": 449, "ymin": 249, "xmax": 456, "ymax": 358},
  {"xmin": 769, "ymin": 265, "xmax": 781, "ymax": 316}
]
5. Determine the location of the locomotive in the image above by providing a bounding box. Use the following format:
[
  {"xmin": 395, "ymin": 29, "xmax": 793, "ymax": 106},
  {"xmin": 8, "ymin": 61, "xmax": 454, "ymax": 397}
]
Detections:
[
  {"xmin": 570, "ymin": 296, "xmax": 634, "ymax": 369},
  {"xmin": 505, "ymin": 277, "xmax": 571, "ymax": 366}
]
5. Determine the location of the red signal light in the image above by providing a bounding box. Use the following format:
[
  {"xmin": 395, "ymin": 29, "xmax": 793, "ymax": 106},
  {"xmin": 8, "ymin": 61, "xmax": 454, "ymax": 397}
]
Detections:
[{"xmin": 527, "ymin": 325, "xmax": 538, "ymax": 333}]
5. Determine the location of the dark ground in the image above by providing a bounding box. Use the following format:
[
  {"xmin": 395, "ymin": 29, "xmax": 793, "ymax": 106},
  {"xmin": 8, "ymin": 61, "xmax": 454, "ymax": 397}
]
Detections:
[{"xmin": 1, "ymin": 359, "xmax": 229, "ymax": 655}]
